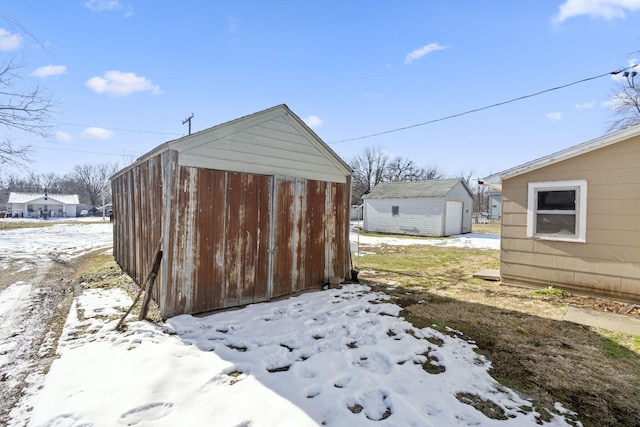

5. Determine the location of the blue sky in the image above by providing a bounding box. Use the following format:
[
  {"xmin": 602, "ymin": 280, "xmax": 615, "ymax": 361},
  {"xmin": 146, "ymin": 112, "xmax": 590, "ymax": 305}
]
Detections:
[{"xmin": 2, "ymin": 0, "xmax": 640, "ymax": 180}]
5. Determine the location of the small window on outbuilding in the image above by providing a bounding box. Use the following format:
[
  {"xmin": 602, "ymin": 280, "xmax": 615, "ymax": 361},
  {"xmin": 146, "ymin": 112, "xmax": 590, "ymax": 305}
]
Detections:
[
  {"xmin": 527, "ymin": 180, "xmax": 587, "ymax": 242},
  {"xmin": 392, "ymin": 206, "xmax": 399, "ymax": 216}
]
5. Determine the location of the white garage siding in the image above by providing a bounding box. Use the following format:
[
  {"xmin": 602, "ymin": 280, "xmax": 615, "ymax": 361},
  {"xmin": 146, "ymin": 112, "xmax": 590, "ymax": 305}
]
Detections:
[{"xmin": 364, "ymin": 197, "xmax": 447, "ymax": 237}]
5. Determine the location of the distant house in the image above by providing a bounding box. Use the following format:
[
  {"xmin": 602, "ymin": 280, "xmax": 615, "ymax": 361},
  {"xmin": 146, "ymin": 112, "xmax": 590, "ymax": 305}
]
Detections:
[
  {"xmin": 111, "ymin": 104, "xmax": 353, "ymax": 318},
  {"xmin": 483, "ymin": 125, "xmax": 640, "ymax": 302},
  {"xmin": 487, "ymin": 191, "xmax": 502, "ymax": 220},
  {"xmin": 363, "ymin": 178, "xmax": 473, "ymax": 237},
  {"xmin": 8, "ymin": 192, "xmax": 79, "ymax": 218}
]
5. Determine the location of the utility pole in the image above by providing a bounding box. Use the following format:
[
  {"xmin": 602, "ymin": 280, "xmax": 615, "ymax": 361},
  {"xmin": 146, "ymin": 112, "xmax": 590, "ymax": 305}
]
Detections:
[{"xmin": 182, "ymin": 113, "xmax": 194, "ymax": 135}]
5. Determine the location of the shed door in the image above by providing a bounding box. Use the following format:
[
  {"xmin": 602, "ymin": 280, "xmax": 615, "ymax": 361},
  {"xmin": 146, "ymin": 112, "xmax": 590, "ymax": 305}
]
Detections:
[{"xmin": 445, "ymin": 201, "xmax": 463, "ymax": 236}]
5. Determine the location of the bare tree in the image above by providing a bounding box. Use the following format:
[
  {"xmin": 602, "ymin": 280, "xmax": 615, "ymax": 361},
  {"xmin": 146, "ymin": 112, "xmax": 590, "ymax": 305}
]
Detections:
[
  {"xmin": 607, "ymin": 69, "xmax": 640, "ymax": 132},
  {"xmin": 72, "ymin": 162, "xmax": 119, "ymax": 211},
  {"xmin": 349, "ymin": 146, "xmax": 389, "ymax": 204},
  {"xmin": 414, "ymin": 165, "xmax": 444, "ymax": 181},
  {"xmin": 349, "ymin": 146, "xmax": 444, "ymax": 204},
  {"xmin": 0, "ymin": 57, "xmax": 55, "ymax": 167}
]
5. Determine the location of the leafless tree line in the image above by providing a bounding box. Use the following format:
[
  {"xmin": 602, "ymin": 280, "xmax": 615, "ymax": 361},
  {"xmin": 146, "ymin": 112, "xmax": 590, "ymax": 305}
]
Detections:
[{"xmin": 349, "ymin": 146, "xmax": 445, "ymax": 204}]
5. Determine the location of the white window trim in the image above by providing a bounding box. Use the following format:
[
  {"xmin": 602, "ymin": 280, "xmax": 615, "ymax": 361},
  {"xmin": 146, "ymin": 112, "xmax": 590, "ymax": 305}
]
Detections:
[{"xmin": 527, "ymin": 180, "xmax": 587, "ymax": 243}]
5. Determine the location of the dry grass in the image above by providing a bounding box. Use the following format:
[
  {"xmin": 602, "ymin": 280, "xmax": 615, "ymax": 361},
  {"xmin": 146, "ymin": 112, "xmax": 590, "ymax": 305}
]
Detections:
[
  {"xmin": 471, "ymin": 222, "xmax": 501, "ymax": 235},
  {"xmin": 355, "ymin": 241, "xmax": 640, "ymax": 427},
  {"xmin": 76, "ymin": 255, "xmax": 163, "ymax": 325},
  {"xmin": 0, "ymin": 221, "xmax": 55, "ymax": 231}
]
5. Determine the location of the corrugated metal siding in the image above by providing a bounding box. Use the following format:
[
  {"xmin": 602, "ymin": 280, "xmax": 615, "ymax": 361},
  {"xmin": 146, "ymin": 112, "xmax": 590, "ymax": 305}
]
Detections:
[
  {"xmin": 114, "ymin": 158, "xmax": 351, "ymax": 318},
  {"xmin": 271, "ymin": 177, "xmax": 349, "ymax": 295},
  {"xmin": 162, "ymin": 167, "xmax": 273, "ymax": 316},
  {"xmin": 112, "ymin": 152, "xmax": 165, "ymax": 301}
]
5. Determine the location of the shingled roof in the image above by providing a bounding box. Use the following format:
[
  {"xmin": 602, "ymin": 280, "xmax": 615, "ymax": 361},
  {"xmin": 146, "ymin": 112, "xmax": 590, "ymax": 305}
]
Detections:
[{"xmin": 364, "ymin": 178, "xmax": 466, "ymax": 199}]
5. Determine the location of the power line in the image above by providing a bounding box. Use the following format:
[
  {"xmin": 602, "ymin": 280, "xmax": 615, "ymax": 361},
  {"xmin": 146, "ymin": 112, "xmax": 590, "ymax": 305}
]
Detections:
[
  {"xmin": 57, "ymin": 122, "xmax": 183, "ymax": 137},
  {"xmin": 30, "ymin": 143, "xmax": 142, "ymax": 158},
  {"xmin": 329, "ymin": 64, "xmax": 639, "ymax": 144}
]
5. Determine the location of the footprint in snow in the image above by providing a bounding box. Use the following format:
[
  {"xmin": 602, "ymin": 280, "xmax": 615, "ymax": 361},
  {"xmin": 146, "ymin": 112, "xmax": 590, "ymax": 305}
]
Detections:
[
  {"xmin": 119, "ymin": 402, "xmax": 174, "ymax": 425},
  {"xmin": 40, "ymin": 413, "xmax": 92, "ymax": 427},
  {"xmin": 347, "ymin": 389, "xmax": 392, "ymax": 421},
  {"xmin": 333, "ymin": 375, "xmax": 352, "ymax": 389},
  {"xmin": 304, "ymin": 384, "xmax": 322, "ymax": 398},
  {"xmin": 352, "ymin": 351, "xmax": 392, "ymax": 375}
]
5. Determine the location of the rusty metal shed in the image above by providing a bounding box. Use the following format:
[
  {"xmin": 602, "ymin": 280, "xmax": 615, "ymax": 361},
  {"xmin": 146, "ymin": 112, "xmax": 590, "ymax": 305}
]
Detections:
[{"xmin": 111, "ymin": 105, "xmax": 353, "ymax": 318}]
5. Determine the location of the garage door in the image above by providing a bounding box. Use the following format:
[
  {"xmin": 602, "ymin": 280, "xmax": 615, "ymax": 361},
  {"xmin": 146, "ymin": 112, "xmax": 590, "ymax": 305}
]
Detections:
[{"xmin": 445, "ymin": 201, "xmax": 463, "ymax": 236}]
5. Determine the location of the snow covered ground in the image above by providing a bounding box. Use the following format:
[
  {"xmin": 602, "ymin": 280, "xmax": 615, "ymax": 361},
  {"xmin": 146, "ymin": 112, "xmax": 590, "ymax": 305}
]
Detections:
[
  {"xmin": 2, "ymin": 220, "xmax": 579, "ymax": 426},
  {"xmin": 351, "ymin": 231, "xmax": 501, "ymax": 252}
]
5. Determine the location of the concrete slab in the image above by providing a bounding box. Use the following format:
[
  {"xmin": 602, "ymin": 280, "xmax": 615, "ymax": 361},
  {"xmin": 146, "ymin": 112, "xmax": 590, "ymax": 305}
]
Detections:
[
  {"xmin": 564, "ymin": 307, "xmax": 640, "ymax": 336},
  {"xmin": 473, "ymin": 269, "xmax": 500, "ymax": 281}
]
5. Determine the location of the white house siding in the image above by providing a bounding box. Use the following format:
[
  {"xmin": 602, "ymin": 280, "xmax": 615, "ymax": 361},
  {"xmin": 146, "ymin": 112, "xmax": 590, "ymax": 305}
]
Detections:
[
  {"xmin": 364, "ymin": 197, "xmax": 445, "ymax": 236},
  {"xmin": 488, "ymin": 192, "xmax": 502, "ymax": 219}
]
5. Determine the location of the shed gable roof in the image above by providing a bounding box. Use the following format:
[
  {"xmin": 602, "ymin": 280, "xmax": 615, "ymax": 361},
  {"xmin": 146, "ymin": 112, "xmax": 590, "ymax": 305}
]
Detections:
[
  {"xmin": 115, "ymin": 104, "xmax": 352, "ymax": 183},
  {"xmin": 364, "ymin": 178, "xmax": 469, "ymax": 199},
  {"xmin": 8, "ymin": 192, "xmax": 79, "ymax": 204},
  {"xmin": 483, "ymin": 123, "xmax": 640, "ymax": 185}
]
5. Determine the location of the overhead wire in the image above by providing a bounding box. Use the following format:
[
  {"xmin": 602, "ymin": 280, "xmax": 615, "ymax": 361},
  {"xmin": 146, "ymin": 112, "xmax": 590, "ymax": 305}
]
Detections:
[{"xmin": 329, "ymin": 64, "xmax": 639, "ymax": 144}]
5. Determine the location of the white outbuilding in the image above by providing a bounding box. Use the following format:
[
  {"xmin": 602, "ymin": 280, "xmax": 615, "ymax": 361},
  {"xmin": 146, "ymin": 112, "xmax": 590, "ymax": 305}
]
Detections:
[{"xmin": 363, "ymin": 178, "xmax": 473, "ymax": 237}]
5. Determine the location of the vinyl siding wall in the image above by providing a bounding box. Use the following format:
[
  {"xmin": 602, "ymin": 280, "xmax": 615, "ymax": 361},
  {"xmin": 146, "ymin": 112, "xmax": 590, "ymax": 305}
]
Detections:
[
  {"xmin": 500, "ymin": 135, "xmax": 640, "ymax": 301},
  {"xmin": 364, "ymin": 197, "xmax": 446, "ymax": 236},
  {"xmin": 175, "ymin": 109, "xmax": 348, "ymax": 184}
]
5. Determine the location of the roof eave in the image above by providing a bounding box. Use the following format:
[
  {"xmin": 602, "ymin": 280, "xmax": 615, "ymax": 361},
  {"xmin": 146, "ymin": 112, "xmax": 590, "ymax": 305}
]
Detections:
[{"xmin": 482, "ymin": 124, "xmax": 640, "ymax": 184}]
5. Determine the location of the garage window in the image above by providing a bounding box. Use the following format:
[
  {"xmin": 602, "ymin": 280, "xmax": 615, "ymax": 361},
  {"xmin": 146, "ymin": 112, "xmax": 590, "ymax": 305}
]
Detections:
[
  {"xmin": 527, "ymin": 180, "xmax": 587, "ymax": 242},
  {"xmin": 392, "ymin": 206, "xmax": 399, "ymax": 216}
]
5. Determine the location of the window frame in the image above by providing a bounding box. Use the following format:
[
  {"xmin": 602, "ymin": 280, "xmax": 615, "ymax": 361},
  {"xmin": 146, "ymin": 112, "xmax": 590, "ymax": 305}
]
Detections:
[{"xmin": 526, "ymin": 180, "xmax": 587, "ymax": 243}]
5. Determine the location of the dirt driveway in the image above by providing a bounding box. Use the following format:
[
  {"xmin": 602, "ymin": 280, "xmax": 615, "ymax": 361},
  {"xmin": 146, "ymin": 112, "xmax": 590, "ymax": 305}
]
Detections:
[{"xmin": 0, "ymin": 221, "xmax": 113, "ymax": 425}]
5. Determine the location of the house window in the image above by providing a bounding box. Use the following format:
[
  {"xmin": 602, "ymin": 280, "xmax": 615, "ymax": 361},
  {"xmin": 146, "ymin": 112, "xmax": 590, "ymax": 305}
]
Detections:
[
  {"xmin": 392, "ymin": 206, "xmax": 399, "ymax": 216},
  {"xmin": 527, "ymin": 180, "xmax": 587, "ymax": 242}
]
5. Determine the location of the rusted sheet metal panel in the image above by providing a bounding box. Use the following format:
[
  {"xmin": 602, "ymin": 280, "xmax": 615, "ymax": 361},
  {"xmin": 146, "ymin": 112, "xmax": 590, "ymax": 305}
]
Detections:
[
  {"xmin": 219, "ymin": 171, "xmax": 271, "ymax": 307},
  {"xmin": 112, "ymin": 152, "xmax": 165, "ymax": 302},
  {"xmin": 271, "ymin": 177, "xmax": 350, "ymax": 297},
  {"xmin": 272, "ymin": 177, "xmax": 305, "ymax": 296},
  {"xmin": 162, "ymin": 167, "xmax": 272, "ymax": 317}
]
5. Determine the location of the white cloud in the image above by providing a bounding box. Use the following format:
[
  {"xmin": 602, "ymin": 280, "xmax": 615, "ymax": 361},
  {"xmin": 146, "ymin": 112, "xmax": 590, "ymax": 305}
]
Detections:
[
  {"xmin": 553, "ymin": 0, "xmax": 640, "ymax": 23},
  {"xmin": 404, "ymin": 43, "xmax": 447, "ymax": 65},
  {"xmin": 86, "ymin": 70, "xmax": 162, "ymax": 96},
  {"xmin": 303, "ymin": 115, "xmax": 323, "ymax": 128},
  {"xmin": 55, "ymin": 131, "xmax": 72, "ymax": 142},
  {"xmin": 81, "ymin": 127, "xmax": 114, "ymax": 139},
  {"xmin": 0, "ymin": 28, "xmax": 22, "ymax": 51},
  {"xmin": 546, "ymin": 112, "xmax": 563, "ymax": 120},
  {"xmin": 86, "ymin": 0, "xmax": 133, "ymax": 17},
  {"xmin": 575, "ymin": 101, "xmax": 596, "ymax": 109},
  {"xmin": 31, "ymin": 65, "xmax": 67, "ymax": 78},
  {"xmin": 85, "ymin": 0, "xmax": 123, "ymax": 12}
]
